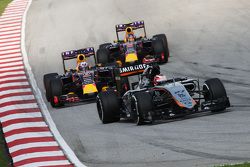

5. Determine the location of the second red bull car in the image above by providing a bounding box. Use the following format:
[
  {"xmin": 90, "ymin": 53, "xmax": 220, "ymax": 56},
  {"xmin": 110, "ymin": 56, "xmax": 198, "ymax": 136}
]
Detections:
[{"xmin": 96, "ymin": 20, "xmax": 169, "ymax": 66}]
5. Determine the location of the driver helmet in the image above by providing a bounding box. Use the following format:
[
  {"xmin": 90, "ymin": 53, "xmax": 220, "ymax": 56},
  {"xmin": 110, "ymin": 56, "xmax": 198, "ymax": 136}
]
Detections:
[
  {"xmin": 78, "ymin": 61, "xmax": 88, "ymax": 72},
  {"xmin": 77, "ymin": 54, "xmax": 86, "ymax": 63},
  {"xmin": 127, "ymin": 33, "xmax": 135, "ymax": 42},
  {"xmin": 153, "ymin": 74, "xmax": 167, "ymax": 85}
]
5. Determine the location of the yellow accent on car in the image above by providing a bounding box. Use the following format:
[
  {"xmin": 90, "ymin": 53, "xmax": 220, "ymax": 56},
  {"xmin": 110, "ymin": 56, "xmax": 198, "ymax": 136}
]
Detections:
[
  {"xmin": 83, "ymin": 84, "xmax": 98, "ymax": 94},
  {"xmin": 125, "ymin": 53, "xmax": 138, "ymax": 62},
  {"xmin": 101, "ymin": 86, "xmax": 109, "ymax": 91}
]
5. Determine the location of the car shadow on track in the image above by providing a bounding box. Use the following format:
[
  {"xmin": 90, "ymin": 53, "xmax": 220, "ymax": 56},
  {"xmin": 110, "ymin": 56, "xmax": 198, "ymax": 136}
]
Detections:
[{"xmin": 119, "ymin": 109, "xmax": 232, "ymax": 126}]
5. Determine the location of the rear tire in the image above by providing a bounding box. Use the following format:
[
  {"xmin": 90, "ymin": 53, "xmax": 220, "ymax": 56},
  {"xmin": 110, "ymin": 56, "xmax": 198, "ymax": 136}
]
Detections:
[
  {"xmin": 96, "ymin": 91, "xmax": 120, "ymax": 124},
  {"xmin": 99, "ymin": 43, "xmax": 112, "ymax": 49},
  {"xmin": 43, "ymin": 73, "xmax": 58, "ymax": 102},
  {"xmin": 50, "ymin": 77, "xmax": 63, "ymax": 108},
  {"xmin": 133, "ymin": 92, "xmax": 153, "ymax": 125},
  {"xmin": 153, "ymin": 34, "xmax": 169, "ymax": 63},
  {"xmin": 203, "ymin": 78, "xmax": 230, "ymax": 112},
  {"xmin": 96, "ymin": 48, "xmax": 110, "ymax": 65}
]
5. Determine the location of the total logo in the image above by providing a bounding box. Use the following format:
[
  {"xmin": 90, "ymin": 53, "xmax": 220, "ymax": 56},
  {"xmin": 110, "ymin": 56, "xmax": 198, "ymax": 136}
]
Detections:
[{"xmin": 119, "ymin": 64, "xmax": 149, "ymax": 73}]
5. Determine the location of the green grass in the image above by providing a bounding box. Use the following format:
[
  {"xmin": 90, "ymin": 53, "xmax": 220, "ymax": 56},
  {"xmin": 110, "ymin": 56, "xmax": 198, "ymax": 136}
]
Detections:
[
  {"xmin": 0, "ymin": 0, "xmax": 12, "ymax": 16},
  {"xmin": 0, "ymin": 130, "xmax": 11, "ymax": 167},
  {"xmin": 215, "ymin": 162, "xmax": 250, "ymax": 167}
]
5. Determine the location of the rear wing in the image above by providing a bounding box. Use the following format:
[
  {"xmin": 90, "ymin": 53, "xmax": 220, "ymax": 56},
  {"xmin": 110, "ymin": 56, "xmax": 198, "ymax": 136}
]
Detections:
[
  {"xmin": 61, "ymin": 47, "xmax": 96, "ymax": 73},
  {"xmin": 115, "ymin": 20, "xmax": 147, "ymax": 41},
  {"xmin": 61, "ymin": 47, "xmax": 95, "ymax": 60}
]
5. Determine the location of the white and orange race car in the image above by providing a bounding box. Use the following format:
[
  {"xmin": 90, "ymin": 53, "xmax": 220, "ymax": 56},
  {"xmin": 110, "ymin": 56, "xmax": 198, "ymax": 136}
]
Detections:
[{"xmin": 96, "ymin": 65, "xmax": 230, "ymax": 125}]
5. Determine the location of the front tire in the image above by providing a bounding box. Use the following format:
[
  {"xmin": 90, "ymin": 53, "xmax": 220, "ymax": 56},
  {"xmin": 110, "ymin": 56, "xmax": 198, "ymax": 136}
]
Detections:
[
  {"xmin": 97, "ymin": 91, "xmax": 120, "ymax": 124},
  {"xmin": 133, "ymin": 92, "xmax": 153, "ymax": 125},
  {"xmin": 203, "ymin": 78, "xmax": 230, "ymax": 112}
]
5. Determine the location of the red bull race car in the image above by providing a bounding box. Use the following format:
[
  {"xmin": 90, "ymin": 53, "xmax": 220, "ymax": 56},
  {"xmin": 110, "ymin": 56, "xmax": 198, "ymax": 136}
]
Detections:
[
  {"xmin": 43, "ymin": 47, "xmax": 115, "ymax": 107},
  {"xmin": 96, "ymin": 65, "xmax": 230, "ymax": 125},
  {"xmin": 96, "ymin": 20, "xmax": 169, "ymax": 66}
]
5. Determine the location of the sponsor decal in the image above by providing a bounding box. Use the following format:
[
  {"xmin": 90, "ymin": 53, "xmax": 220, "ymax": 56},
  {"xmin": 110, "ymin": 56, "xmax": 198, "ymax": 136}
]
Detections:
[{"xmin": 119, "ymin": 64, "xmax": 148, "ymax": 74}]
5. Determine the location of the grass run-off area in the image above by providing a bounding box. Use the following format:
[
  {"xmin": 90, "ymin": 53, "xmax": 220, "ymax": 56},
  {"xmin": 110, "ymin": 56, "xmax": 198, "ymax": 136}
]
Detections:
[
  {"xmin": 0, "ymin": 0, "xmax": 12, "ymax": 15},
  {"xmin": 215, "ymin": 163, "xmax": 250, "ymax": 167}
]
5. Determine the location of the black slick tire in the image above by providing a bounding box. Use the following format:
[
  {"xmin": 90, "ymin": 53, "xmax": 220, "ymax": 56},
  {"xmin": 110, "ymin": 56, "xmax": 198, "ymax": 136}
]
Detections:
[
  {"xmin": 133, "ymin": 92, "xmax": 153, "ymax": 125},
  {"xmin": 203, "ymin": 78, "xmax": 230, "ymax": 112},
  {"xmin": 49, "ymin": 77, "xmax": 63, "ymax": 108},
  {"xmin": 43, "ymin": 73, "xmax": 58, "ymax": 102},
  {"xmin": 96, "ymin": 91, "xmax": 120, "ymax": 124}
]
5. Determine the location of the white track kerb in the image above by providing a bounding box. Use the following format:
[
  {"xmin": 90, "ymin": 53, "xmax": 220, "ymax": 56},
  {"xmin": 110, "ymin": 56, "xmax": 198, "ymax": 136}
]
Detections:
[{"xmin": 21, "ymin": 0, "xmax": 86, "ymax": 167}]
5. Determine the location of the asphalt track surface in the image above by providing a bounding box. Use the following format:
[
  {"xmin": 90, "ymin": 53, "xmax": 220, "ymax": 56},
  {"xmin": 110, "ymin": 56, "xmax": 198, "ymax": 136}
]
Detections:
[{"xmin": 25, "ymin": 0, "xmax": 250, "ymax": 167}]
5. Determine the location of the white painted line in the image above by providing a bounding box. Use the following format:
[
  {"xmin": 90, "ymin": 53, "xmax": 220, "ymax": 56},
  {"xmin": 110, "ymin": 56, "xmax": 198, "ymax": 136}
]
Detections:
[
  {"xmin": 0, "ymin": 61, "xmax": 23, "ymax": 68},
  {"xmin": 13, "ymin": 151, "xmax": 65, "ymax": 163},
  {"xmin": 0, "ymin": 22, "xmax": 21, "ymax": 29},
  {"xmin": 0, "ymin": 41, "xmax": 21, "ymax": 48},
  {"xmin": 0, "ymin": 20, "xmax": 21, "ymax": 25},
  {"xmin": 0, "ymin": 75, "xmax": 26, "ymax": 83},
  {"xmin": 0, "ymin": 16, "xmax": 22, "ymax": 22},
  {"xmin": 0, "ymin": 37, "xmax": 21, "ymax": 44},
  {"xmin": 0, "ymin": 33, "xmax": 21, "ymax": 40},
  {"xmin": 3, "ymin": 122, "xmax": 47, "ymax": 133},
  {"xmin": 0, "ymin": 95, "xmax": 34, "ymax": 105},
  {"xmin": 0, "ymin": 52, "xmax": 21, "ymax": 59},
  {"xmin": 0, "ymin": 103, "xmax": 38, "ymax": 114},
  {"xmin": 1, "ymin": 14, "xmax": 23, "ymax": 19},
  {"xmin": 0, "ymin": 48, "xmax": 21, "ymax": 55},
  {"xmin": 0, "ymin": 30, "xmax": 21, "ymax": 36},
  {"xmin": 21, "ymin": 0, "xmax": 87, "ymax": 166},
  {"xmin": 9, "ymin": 141, "xmax": 58, "ymax": 153},
  {"xmin": 0, "ymin": 88, "xmax": 31, "ymax": 97},
  {"xmin": 0, "ymin": 44, "xmax": 20, "ymax": 50},
  {"xmin": 0, "ymin": 81, "xmax": 28, "ymax": 89},
  {"xmin": 20, "ymin": 160, "xmax": 71, "ymax": 167},
  {"xmin": 0, "ymin": 26, "xmax": 21, "ymax": 32},
  {"xmin": 1, "ymin": 112, "xmax": 42, "ymax": 123},
  {"xmin": 0, "ymin": 66, "xmax": 24, "ymax": 72},
  {"xmin": 12, "ymin": 151, "xmax": 64, "ymax": 163},
  {"xmin": 0, "ymin": 57, "xmax": 22, "ymax": 63},
  {"xmin": 6, "ymin": 132, "xmax": 53, "ymax": 144},
  {"xmin": 0, "ymin": 71, "xmax": 25, "ymax": 78},
  {"xmin": 2, "ymin": 12, "xmax": 24, "ymax": 16}
]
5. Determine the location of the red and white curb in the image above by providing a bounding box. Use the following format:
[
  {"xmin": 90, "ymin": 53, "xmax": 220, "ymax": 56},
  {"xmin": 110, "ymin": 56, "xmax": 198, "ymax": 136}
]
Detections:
[{"xmin": 0, "ymin": 0, "xmax": 86, "ymax": 166}]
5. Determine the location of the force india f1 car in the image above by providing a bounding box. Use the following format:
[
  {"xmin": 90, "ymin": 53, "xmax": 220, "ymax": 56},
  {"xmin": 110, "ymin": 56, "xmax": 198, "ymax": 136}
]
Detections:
[
  {"xmin": 96, "ymin": 20, "xmax": 169, "ymax": 66},
  {"xmin": 96, "ymin": 65, "xmax": 230, "ymax": 125},
  {"xmin": 43, "ymin": 47, "xmax": 116, "ymax": 107}
]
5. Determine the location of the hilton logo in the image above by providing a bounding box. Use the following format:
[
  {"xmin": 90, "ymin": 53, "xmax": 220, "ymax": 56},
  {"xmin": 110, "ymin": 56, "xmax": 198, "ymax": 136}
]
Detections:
[{"xmin": 119, "ymin": 64, "xmax": 148, "ymax": 73}]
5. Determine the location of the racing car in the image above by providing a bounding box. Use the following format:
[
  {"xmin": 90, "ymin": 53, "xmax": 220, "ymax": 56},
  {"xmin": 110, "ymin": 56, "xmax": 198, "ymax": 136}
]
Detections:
[
  {"xmin": 96, "ymin": 65, "xmax": 230, "ymax": 125},
  {"xmin": 96, "ymin": 20, "xmax": 169, "ymax": 66},
  {"xmin": 43, "ymin": 47, "xmax": 115, "ymax": 107}
]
